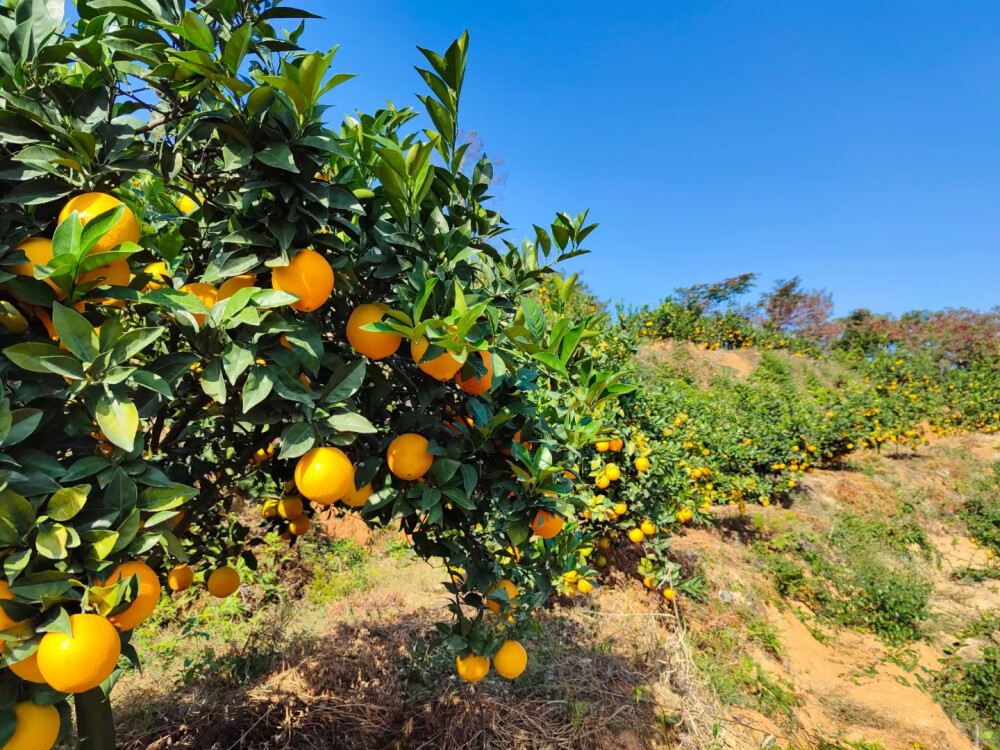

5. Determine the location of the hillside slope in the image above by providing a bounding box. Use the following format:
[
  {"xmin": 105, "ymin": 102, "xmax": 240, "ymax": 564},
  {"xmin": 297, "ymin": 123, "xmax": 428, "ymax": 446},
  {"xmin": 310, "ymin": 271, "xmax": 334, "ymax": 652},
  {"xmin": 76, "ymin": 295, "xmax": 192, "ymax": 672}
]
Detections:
[{"xmin": 112, "ymin": 428, "xmax": 1000, "ymax": 749}]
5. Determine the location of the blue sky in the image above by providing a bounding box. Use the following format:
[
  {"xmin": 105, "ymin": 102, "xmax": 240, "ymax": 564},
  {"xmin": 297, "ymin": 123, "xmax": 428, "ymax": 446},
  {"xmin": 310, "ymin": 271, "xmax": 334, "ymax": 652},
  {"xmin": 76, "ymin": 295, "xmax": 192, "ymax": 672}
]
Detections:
[{"xmin": 303, "ymin": 2, "xmax": 1000, "ymax": 316}]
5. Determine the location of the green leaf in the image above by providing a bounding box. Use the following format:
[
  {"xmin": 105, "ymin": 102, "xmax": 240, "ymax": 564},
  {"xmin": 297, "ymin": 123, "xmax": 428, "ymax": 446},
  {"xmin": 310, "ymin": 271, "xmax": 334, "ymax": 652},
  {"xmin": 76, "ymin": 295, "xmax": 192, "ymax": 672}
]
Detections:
[
  {"xmin": 180, "ymin": 9, "xmax": 214, "ymax": 52},
  {"xmin": 322, "ymin": 360, "xmax": 366, "ymax": 403},
  {"xmin": 51, "ymin": 302, "xmax": 99, "ymax": 362},
  {"xmin": 47, "ymin": 485, "xmax": 89, "ymax": 521},
  {"xmin": 255, "ymin": 143, "xmax": 299, "ymax": 173},
  {"xmin": 200, "ymin": 359, "xmax": 226, "ymax": 404},
  {"xmin": 0, "ymin": 490, "xmax": 34, "ymax": 544},
  {"xmin": 222, "ymin": 341, "xmax": 253, "ymax": 384},
  {"xmin": 81, "ymin": 530, "xmax": 118, "ymax": 561},
  {"xmin": 531, "ymin": 351, "xmax": 569, "ymax": 377},
  {"xmin": 80, "ymin": 204, "xmax": 125, "ymax": 255},
  {"xmin": 109, "ymin": 327, "xmax": 163, "ymax": 365},
  {"xmin": 52, "ymin": 210, "xmax": 83, "ymax": 260},
  {"xmin": 278, "ymin": 423, "xmax": 315, "ymax": 459},
  {"xmin": 104, "ymin": 467, "xmax": 137, "ymax": 517},
  {"xmin": 325, "ymin": 411, "xmax": 377, "ymax": 434},
  {"xmin": 4, "ymin": 342, "xmax": 85, "ymax": 379},
  {"xmin": 2, "ymin": 408, "xmax": 43, "ymax": 446},
  {"xmin": 139, "ymin": 483, "xmax": 197, "ymax": 512},
  {"xmin": 222, "ymin": 22, "xmax": 250, "ymax": 72},
  {"xmin": 95, "ymin": 394, "xmax": 139, "ymax": 450},
  {"xmin": 62, "ymin": 456, "xmax": 109, "ymax": 482},
  {"xmin": 35, "ymin": 523, "xmax": 70, "ymax": 560},
  {"xmin": 242, "ymin": 367, "xmax": 272, "ymax": 412},
  {"xmin": 112, "ymin": 508, "xmax": 141, "ymax": 552}
]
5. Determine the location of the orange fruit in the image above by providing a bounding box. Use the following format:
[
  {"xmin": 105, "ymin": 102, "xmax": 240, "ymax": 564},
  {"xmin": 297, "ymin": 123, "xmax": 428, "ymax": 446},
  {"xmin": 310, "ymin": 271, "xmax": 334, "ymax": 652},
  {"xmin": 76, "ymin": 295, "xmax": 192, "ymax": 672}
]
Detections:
[
  {"xmin": 288, "ymin": 515, "xmax": 311, "ymax": 535},
  {"xmin": 176, "ymin": 195, "xmax": 198, "ymax": 214},
  {"xmin": 271, "ymin": 248, "xmax": 334, "ymax": 312},
  {"xmin": 179, "ymin": 282, "xmax": 217, "ymax": 325},
  {"xmin": 614, "ymin": 502, "xmax": 628, "ymax": 516},
  {"xmin": 605, "ymin": 465, "xmax": 621, "ymax": 482},
  {"xmin": 346, "ymin": 303, "xmax": 401, "ymax": 359},
  {"xmin": 78, "ymin": 258, "xmax": 130, "ymax": 289},
  {"xmin": 261, "ymin": 498, "xmax": 279, "ymax": 519},
  {"xmin": 635, "ymin": 456, "xmax": 650, "ymax": 473},
  {"xmin": 36, "ymin": 613, "xmax": 121, "ymax": 693},
  {"xmin": 206, "ymin": 566, "xmax": 240, "ymax": 598},
  {"xmin": 595, "ymin": 441, "xmax": 610, "ymax": 453},
  {"xmin": 677, "ymin": 508, "xmax": 693, "ymax": 524},
  {"xmin": 530, "ymin": 509, "xmax": 564, "ymax": 539},
  {"xmin": 167, "ymin": 565, "xmax": 194, "ymax": 592},
  {"xmin": 640, "ymin": 520, "xmax": 656, "ymax": 536},
  {"xmin": 342, "ymin": 482, "xmax": 372, "ymax": 508},
  {"xmin": 663, "ymin": 588, "xmax": 677, "ymax": 601},
  {"xmin": 294, "ymin": 447, "xmax": 355, "ymax": 504},
  {"xmin": 493, "ymin": 640, "xmax": 527, "ymax": 679},
  {"xmin": 486, "ymin": 579, "xmax": 518, "ymax": 615},
  {"xmin": 143, "ymin": 261, "xmax": 171, "ymax": 292},
  {"xmin": 577, "ymin": 579, "xmax": 594, "ymax": 594},
  {"xmin": 628, "ymin": 528, "xmax": 645, "ymax": 544},
  {"xmin": 0, "ymin": 580, "xmax": 23, "ymax": 631},
  {"xmin": 101, "ymin": 560, "xmax": 162, "ymax": 631},
  {"xmin": 595, "ymin": 475, "xmax": 610, "ymax": 490},
  {"xmin": 10, "ymin": 237, "xmax": 62, "ymax": 296},
  {"xmin": 4, "ymin": 702, "xmax": 60, "ymax": 750},
  {"xmin": 643, "ymin": 575, "xmax": 655, "ymax": 589},
  {"xmin": 8, "ymin": 651, "xmax": 46, "ymax": 684},
  {"xmin": 387, "ymin": 433, "xmax": 434, "ymax": 480},
  {"xmin": 455, "ymin": 350, "xmax": 493, "ymax": 395},
  {"xmin": 218, "ymin": 273, "xmax": 255, "ymax": 300},
  {"xmin": 59, "ymin": 192, "xmax": 140, "ymax": 254},
  {"xmin": 609, "ymin": 438, "xmax": 624, "ymax": 452},
  {"xmin": 277, "ymin": 495, "xmax": 303, "ymax": 519},
  {"xmin": 410, "ymin": 337, "xmax": 466, "ymax": 380},
  {"xmin": 455, "ymin": 653, "xmax": 489, "ymax": 683}
]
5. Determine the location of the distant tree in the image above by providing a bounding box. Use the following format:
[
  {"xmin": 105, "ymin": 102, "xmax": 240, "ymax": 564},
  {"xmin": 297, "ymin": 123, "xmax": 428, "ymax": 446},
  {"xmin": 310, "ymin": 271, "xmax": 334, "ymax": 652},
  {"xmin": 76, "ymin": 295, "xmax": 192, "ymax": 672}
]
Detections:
[
  {"xmin": 759, "ymin": 277, "xmax": 834, "ymax": 337},
  {"xmin": 674, "ymin": 273, "xmax": 758, "ymax": 315}
]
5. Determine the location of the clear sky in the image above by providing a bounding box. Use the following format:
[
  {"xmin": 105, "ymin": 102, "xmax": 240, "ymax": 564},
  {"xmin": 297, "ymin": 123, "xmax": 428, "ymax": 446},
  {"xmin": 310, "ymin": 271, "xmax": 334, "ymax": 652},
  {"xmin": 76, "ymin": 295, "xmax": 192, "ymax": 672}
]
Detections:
[{"xmin": 301, "ymin": 2, "xmax": 1000, "ymax": 316}]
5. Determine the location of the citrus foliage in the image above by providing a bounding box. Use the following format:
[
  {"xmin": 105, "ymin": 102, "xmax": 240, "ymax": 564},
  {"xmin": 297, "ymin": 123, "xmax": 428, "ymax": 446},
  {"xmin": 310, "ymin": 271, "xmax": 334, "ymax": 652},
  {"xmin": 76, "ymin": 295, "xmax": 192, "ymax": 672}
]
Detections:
[{"xmin": 0, "ymin": 2, "xmax": 628, "ymax": 746}]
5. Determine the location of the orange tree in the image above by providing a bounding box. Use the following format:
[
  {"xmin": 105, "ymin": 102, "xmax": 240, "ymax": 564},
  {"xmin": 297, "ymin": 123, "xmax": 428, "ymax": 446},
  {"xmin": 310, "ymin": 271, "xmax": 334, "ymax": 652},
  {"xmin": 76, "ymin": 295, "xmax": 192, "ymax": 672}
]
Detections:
[{"xmin": 0, "ymin": 3, "xmax": 626, "ymax": 748}]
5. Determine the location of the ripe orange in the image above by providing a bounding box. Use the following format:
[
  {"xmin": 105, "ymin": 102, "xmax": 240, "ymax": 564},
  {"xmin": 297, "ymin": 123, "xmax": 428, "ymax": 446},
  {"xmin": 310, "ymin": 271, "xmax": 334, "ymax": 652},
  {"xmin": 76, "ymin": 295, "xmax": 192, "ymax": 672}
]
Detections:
[
  {"xmin": 595, "ymin": 441, "xmax": 610, "ymax": 453},
  {"xmin": 36, "ymin": 613, "xmax": 121, "ymax": 693},
  {"xmin": 387, "ymin": 433, "xmax": 434, "ymax": 480},
  {"xmin": 10, "ymin": 237, "xmax": 62, "ymax": 296},
  {"xmin": 640, "ymin": 520, "xmax": 656, "ymax": 536},
  {"xmin": 455, "ymin": 350, "xmax": 493, "ymax": 395},
  {"xmin": 628, "ymin": 528, "xmax": 645, "ymax": 544},
  {"xmin": 410, "ymin": 337, "xmax": 467, "ymax": 380},
  {"xmin": 595, "ymin": 475, "xmax": 610, "ymax": 490},
  {"xmin": 455, "ymin": 652, "xmax": 489, "ymax": 683},
  {"xmin": 179, "ymin": 282, "xmax": 217, "ymax": 325},
  {"xmin": 78, "ymin": 258, "xmax": 130, "ymax": 289},
  {"xmin": 493, "ymin": 640, "xmax": 527, "ymax": 679},
  {"xmin": 605, "ymin": 464, "xmax": 621, "ymax": 482},
  {"xmin": 677, "ymin": 508, "xmax": 693, "ymax": 524},
  {"xmin": 167, "ymin": 565, "xmax": 194, "ymax": 592},
  {"xmin": 294, "ymin": 447, "xmax": 355, "ymax": 504},
  {"xmin": 288, "ymin": 515, "xmax": 311, "ymax": 535},
  {"xmin": 0, "ymin": 580, "xmax": 23, "ymax": 630},
  {"xmin": 614, "ymin": 502, "xmax": 628, "ymax": 516},
  {"xmin": 277, "ymin": 495, "xmax": 304, "ymax": 519},
  {"xmin": 643, "ymin": 575, "xmax": 655, "ymax": 590},
  {"xmin": 261, "ymin": 498, "xmax": 279, "ymax": 518},
  {"xmin": 486, "ymin": 579, "xmax": 518, "ymax": 615},
  {"xmin": 635, "ymin": 456, "xmax": 650, "ymax": 473},
  {"xmin": 143, "ymin": 261, "xmax": 171, "ymax": 292},
  {"xmin": 218, "ymin": 273, "xmax": 255, "ymax": 300},
  {"xmin": 8, "ymin": 651, "xmax": 46, "ymax": 684},
  {"xmin": 346, "ymin": 303, "xmax": 401, "ymax": 359},
  {"xmin": 663, "ymin": 588, "xmax": 677, "ymax": 601},
  {"xmin": 206, "ymin": 566, "xmax": 240, "ymax": 598},
  {"xmin": 176, "ymin": 195, "xmax": 198, "ymax": 214},
  {"xmin": 342, "ymin": 482, "xmax": 372, "ymax": 508},
  {"xmin": 271, "ymin": 248, "xmax": 334, "ymax": 312},
  {"xmin": 59, "ymin": 192, "xmax": 140, "ymax": 254},
  {"xmin": 103, "ymin": 560, "xmax": 161, "ymax": 631},
  {"xmin": 530, "ymin": 509, "xmax": 564, "ymax": 539},
  {"xmin": 4, "ymin": 702, "xmax": 60, "ymax": 750},
  {"xmin": 609, "ymin": 438, "xmax": 624, "ymax": 452}
]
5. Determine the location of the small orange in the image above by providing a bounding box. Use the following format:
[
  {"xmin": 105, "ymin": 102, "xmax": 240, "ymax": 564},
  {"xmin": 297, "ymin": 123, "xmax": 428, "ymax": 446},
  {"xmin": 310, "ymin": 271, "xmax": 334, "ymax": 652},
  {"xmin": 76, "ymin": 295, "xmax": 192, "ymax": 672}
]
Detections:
[
  {"xmin": 455, "ymin": 350, "xmax": 493, "ymax": 395},
  {"xmin": 102, "ymin": 560, "xmax": 161, "ymax": 631},
  {"xmin": 628, "ymin": 528, "xmax": 645, "ymax": 544},
  {"xmin": 493, "ymin": 640, "xmax": 527, "ymax": 679},
  {"xmin": 288, "ymin": 515, "xmax": 311, "ymax": 535},
  {"xmin": 294, "ymin": 447, "xmax": 355, "ymax": 504},
  {"xmin": 605, "ymin": 464, "xmax": 621, "ymax": 481},
  {"xmin": 10, "ymin": 237, "xmax": 62, "ymax": 296},
  {"xmin": 346, "ymin": 303, "xmax": 401, "ymax": 359},
  {"xmin": 59, "ymin": 192, "xmax": 140, "ymax": 254},
  {"xmin": 530, "ymin": 509, "xmax": 564, "ymax": 539},
  {"xmin": 8, "ymin": 651, "xmax": 46, "ymax": 684},
  {"xmin": 387, "ymin": 434, "xmax": 434, "ymax": 480},
  {"xmin": 36, "ymin": 613, "xmax": 121, "ymax": 693},
  {"xmin": 342, "ymin": 482, "xmax": 372, "ymax": 508},
  {"xmin": 179, "ymin": 282, "xmax": 217, "ymax": 325},
  {"xmin": 635, "ymin": 456, "xmax": 650, "ymax": 473},
  {"xmin": 613, "ymin": 502, "xmax": 628, "ymax": 516},
  {"xmin": 206, "ymin": 566, "xmax": 240, "ymax": 598},
  {"xmin": 176, "ymin": 195, "xmax": 198, "ymax": 214},
  {"xmin": 595, "ymin": 441, "xmax": 610, "ymax": 453},
  {"xmin": 486, "ymin": 579, "xmax": 518, "ymax": 615},
  {"xmin": 640, "ymin": 520, "xmax": 656, "ymax": 536},
  {"xmin": 271, "ymin": 248, "xmax": 334, "ymax": 312},
  {"xmin": 455, "ymin": 653, "xmax": 489, "ymax": 683},
  {"xmin": 410, "ymin": 336, "xmax": 467, "ymax": 380},
  {"xmin": 663, "ymin": 588, "xmax": 677, "ymax": 601},
  {"xmin": 277, "ymin": 495, "xmax": 304, "ymax": 519},
  {"xmin": 143, "ymin": 261, "xmax": 171, "ymax": 292},
  {"xmin": 167, "ymin": 565, "xmax": 194, "ymax": 592},
  {"xmin": 609, "ymin": 438, "xmax": 624, "ymax": 452},
  {"xmin": 677, "ymin": 508, "xmax": 693, "ymax": 524},
  {"xmin": 218, "ymin": 273, "xmax": 256, "ymax": 300},
  {"xmin": 4, "ymin": 701, "xmax": 60, "ymax": 750}
]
